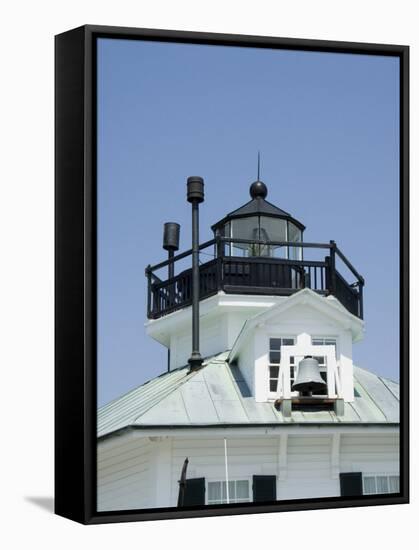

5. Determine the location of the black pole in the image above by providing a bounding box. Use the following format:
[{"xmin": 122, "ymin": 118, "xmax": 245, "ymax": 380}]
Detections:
[
  {"xmin": 187, "ymin": 176, "xmax": 204, "ymax": 371},
  {"xmin": 163, "ymin": 222, "xmax": 180, "ymax": 372},
  {"xmin": 168, "ymin": 249, "xmax": 175, "ymax": 279},
  {"xmin": 166, "ymin": 250, "xmax": 175, "ymax": 373}
]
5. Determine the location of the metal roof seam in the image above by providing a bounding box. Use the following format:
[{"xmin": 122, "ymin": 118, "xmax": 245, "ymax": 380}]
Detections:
[
  {"xmin": 378, "ymin": 376, "xmax": 400, "ymax": 401},
  {"xmin": 99, "ymin": 365, "xmax": 187, "ymax": 406},
  {"xmin": 346, "ymin": 402, "xmax": 363, "ymax": 422},
  {"xmin": 352, "ymin": 368, "xmax": 391, "ymax": 421},
  {"xmin": 200, "ymin": 367, "xmax": 223, "ymax": 423},
  {"xmin": 178, "ymin": 383, "xmax": 193, "ymax": 424}
]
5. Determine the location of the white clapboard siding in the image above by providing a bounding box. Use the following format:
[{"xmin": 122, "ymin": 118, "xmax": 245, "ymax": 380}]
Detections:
[
  {"xmin": 340, "ymin": 434, "xmax": 400, "ymax": 474},
  {"xmin": 96, "ymin": 431, "xmax": 400, "ymax": 510},
  {"xmin": 97, "ymin": 436, "xmax": 153, "ymax": 511},
  {"xmin": 279, "ymin": 435, "xmax": 338, "ymax": 499}
]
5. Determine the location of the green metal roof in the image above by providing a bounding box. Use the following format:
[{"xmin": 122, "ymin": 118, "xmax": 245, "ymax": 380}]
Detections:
[{"xmin": 97, "ymin": 353, "xmax": 399, "ymax": 438}]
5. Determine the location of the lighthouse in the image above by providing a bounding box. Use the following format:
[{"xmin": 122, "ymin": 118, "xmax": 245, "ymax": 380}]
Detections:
[{"xmin": 97, "ymin": 176, "xmax": 399, "ymax": 511}]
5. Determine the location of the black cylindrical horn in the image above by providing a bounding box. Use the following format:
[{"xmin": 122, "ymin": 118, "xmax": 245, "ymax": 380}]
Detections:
[
  {"xmin": 187, "ymin": 176, "xmax": 204, "ymax": 203},
  {"xmin": 292, "ymin": 356, "xmax": 327, "ymax": 394},
  {"xmin": 163, "ymin": 222, "xmax": 180, "ymax": 251}
]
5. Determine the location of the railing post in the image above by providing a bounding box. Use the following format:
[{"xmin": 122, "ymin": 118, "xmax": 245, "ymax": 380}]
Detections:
[
  {"xmin": 304, "ymin": 270, "xmax": 311, "ymax": 289},
  {"xmin": 325, "ymin": 256, "xmax": 331, "ymax": 294},
  {"xmin": 358, "ymin": 278, "xmax": 364, "ymax": 319},
  {"xmin": 329, "ymin": 240, "xmax": 337, "ymax": 295},
  {"xmin": 216, "ymin": 236, "xmax": 224, "ymax": 290},
  {"xmin": 145, "ymin": 265, "xmax": 152, "ymax": 318}
]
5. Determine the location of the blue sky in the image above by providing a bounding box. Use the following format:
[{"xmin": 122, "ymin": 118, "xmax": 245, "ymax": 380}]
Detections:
[{"xmin": 97, "ymin": 38, "xmax": 399, "ymax": 407}]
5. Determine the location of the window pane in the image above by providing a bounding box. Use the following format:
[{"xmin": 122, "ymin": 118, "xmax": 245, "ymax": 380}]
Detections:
[
  {"xmin": 228, "ymin": 480, "xmax": 236, "ymax": 500},
  {"xmin": 270, "ymin": 380, "xmax": 278, "ymax": 392},
  {"xmin": 377, "ymin": 476, "xmax": 389, "ymax": 493},
  {"xmin": 288, "ymin": 222, "xmax": 302, "ymax": 261},
  {"xmin": 312, "ymin": 337, "xmax": 336, "ymax": 348},
  {"xmin": 231, "ymin": 217, "xmax": 260, "ymax": 242},
  {"xmin": 269, "ymin": 366, "xmax": 279, "ymax": 378},
  {"xmin": 209, "ymin": 480, "xmax": 250, "ymax": 504},
  {"xmin": 363, "ymin": 477, "xmax": 376, "ymax": 494},
  {"xmin": 290, "ymin": 356, "xmax": 295, "ymax": 365},
  {"xmin": 283, "ymin": 338, "xmax": 294, "ymax": 346},
  {"xmin": 313, "ymin": 356, "xmax": 326, "ymax": 366},
  {"xmin": 270, "ymin": 338, "xmax": 282, "ymax": 350},
  {"xmin": 208, "ymin": 481, "xmax": 221, "ymax": 502},
  {"xmin": 270, "ymin": 351, "xmax": 281, "ymax": 364},
  {"xmin": 389, "ymin": 476, "xmax": 400, "ymax": 493},
  {"xmin": 236, "ymin": 480, "xmax": 249, "ymax": 499},
  {"xmin": 221, "ymin": 481, "xmax": 227, "ymax": 501}
]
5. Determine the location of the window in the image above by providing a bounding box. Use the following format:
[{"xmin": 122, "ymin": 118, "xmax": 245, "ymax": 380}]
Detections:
[
  {"xmin": 311, "ymin": 337, "xmax": 337, "ymax": 350},
  {"xmin": 363, "ymin": 474, "xmax": 400, "ymax": 495},
  {"xmin": 207, "ymin": 479, "xmax": 251, "ymax": 504},
  {"xmin": 269, "ymin": 337, "xmax": 295, "ymax": 392},
  {"xmin": 310, "ymin": 337, "xmax": 337, "ymax": 396}
]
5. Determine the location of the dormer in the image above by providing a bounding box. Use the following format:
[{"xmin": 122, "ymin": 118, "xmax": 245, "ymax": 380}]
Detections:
[{"xmin": 228, "ymin": 289, "xmax": 364, "ymax": 410}]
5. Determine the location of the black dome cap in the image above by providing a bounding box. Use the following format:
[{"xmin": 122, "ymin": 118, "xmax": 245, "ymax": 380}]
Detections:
[{"xmin": 249, "ymin": 180, "xmax": 268, "ymax": 199}]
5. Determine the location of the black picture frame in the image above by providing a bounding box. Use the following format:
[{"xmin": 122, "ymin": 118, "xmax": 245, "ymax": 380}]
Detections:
[{"xmin": 55, "ymin": 24, "xmax": 409, "ymax": 525}]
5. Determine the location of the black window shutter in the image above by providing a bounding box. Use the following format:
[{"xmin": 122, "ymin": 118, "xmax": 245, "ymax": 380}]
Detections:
[
  {"xmin": 252, "ymin": 475, "xmax": 277, "ymax": 502},
  {"xmin": 340, "ymin": 472, "xmax": 363, "ymax": 496},
  {"xmin": 183, "ymin": 477, "xmax": 206, "ymax": 506}
]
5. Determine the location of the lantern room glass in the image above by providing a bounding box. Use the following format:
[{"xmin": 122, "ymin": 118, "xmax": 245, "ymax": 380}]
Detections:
[{"xmin": 217, "ymin": 215, "xmax": 303, "ymax": 259}]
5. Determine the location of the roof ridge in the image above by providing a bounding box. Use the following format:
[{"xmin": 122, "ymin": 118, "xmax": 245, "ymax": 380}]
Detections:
[
  {"xmin": 98, "ymin": 364, "xmax": 189, "ymax": 412},
  {"xmin": 130, "ymin": 352, "xmax": 229, "ymax": 424},
  {"xmin": 99, "ymin": 352, "xmax": 229, "ymax": 414},
  {"xmin": 130, "ymin": 368, "xmax": 199, "ymax": 425},
  {"xmin": 262, "ymin": 197, "xmax": 291, "ymax": 216}
]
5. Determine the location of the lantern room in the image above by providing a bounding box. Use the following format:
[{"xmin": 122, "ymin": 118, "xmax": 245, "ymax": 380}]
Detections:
[{"xmin": 212, "ymin": 180, "xmax": 305, "ymax": 261}]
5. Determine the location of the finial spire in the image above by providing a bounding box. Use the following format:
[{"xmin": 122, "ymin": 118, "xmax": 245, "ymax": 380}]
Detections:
[{"xmin": 257, "ymin": 151, "xmax": 261, "ymax": 181}]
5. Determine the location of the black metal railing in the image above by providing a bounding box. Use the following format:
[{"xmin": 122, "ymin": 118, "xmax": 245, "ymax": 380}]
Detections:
[{"xmin": 145, "ymin": 237, "xmax": 364, "ymax": 320}]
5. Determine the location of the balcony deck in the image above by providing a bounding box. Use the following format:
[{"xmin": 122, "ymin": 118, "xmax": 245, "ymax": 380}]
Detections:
[{"xmin": 146, "ymin": 238, "xmax": 364, "ymax": 320}]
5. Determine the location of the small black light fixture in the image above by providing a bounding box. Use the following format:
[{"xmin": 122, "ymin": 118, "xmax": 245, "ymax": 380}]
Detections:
[{"xmin": 187, "ymin": 176, "xmax": 204, "ymax": 371}]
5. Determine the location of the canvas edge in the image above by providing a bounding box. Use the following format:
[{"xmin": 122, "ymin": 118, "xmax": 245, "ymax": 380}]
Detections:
[{"xmin": 54, "ymin": 24, "xmax": 409, "ymax": 525}]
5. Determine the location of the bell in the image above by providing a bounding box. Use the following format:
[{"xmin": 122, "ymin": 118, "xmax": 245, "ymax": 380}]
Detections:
[{"xmin": 292, "ymin": 356, "xmax": 327, "ymax": 394}]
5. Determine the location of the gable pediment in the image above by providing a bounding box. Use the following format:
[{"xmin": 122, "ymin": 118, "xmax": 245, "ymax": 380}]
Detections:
[{"xmin": 230, "ymin": 289, "xmax": 364, "ymax": 362}]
